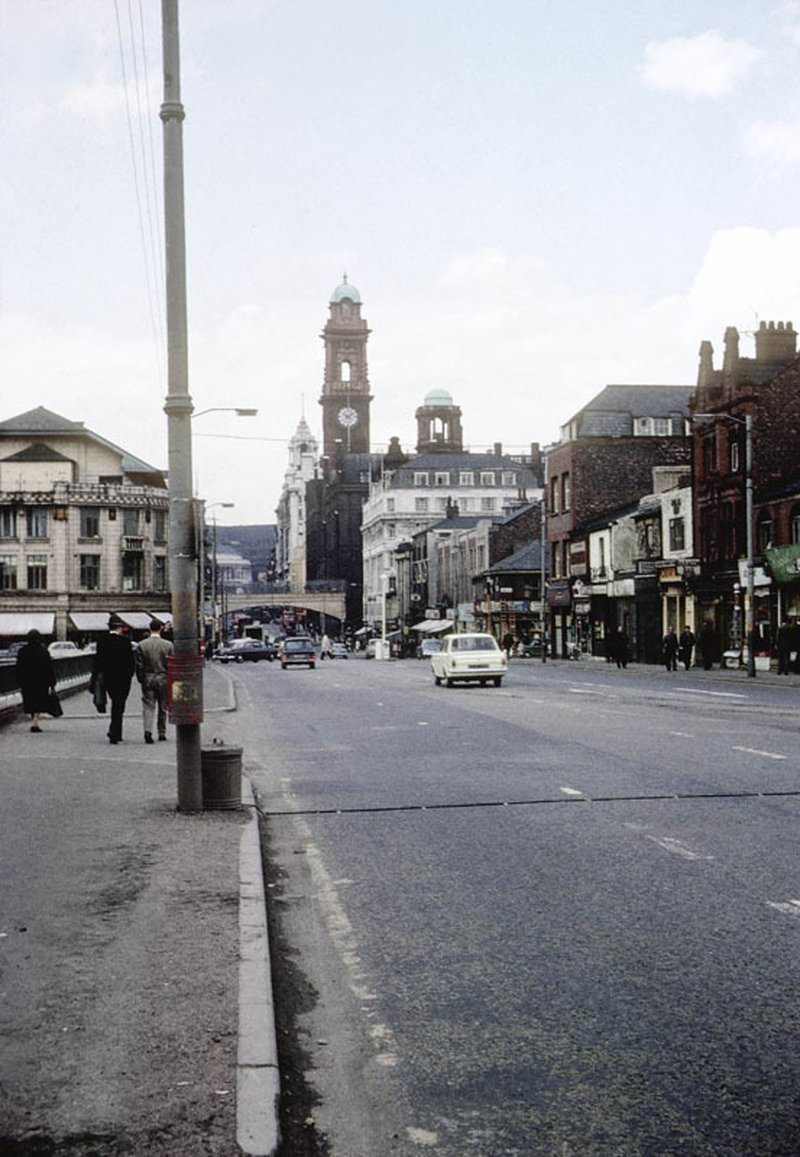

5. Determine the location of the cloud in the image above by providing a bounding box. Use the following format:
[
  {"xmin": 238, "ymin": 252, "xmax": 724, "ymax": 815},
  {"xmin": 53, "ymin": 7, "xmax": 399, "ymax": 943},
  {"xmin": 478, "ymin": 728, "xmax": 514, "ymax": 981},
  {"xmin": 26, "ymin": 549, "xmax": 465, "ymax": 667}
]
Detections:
[
  {"xmin": 743, "ymin": 117, "xmax": 800, "ymax": 164},
  {"xmin": 639, "ymin": 30, "xmax": 763, "ymax": 99},
  {"xmin": 779, "ymin": 1, "xmax": 800, "ymax": 47}
]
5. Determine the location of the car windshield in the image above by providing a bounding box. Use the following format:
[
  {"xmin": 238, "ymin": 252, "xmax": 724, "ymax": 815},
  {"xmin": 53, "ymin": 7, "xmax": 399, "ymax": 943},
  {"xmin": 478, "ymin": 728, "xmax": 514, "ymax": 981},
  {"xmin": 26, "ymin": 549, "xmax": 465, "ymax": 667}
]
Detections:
[{"xmin": 285, "ymin": 640, "xmax": 310, "ymax": 651}]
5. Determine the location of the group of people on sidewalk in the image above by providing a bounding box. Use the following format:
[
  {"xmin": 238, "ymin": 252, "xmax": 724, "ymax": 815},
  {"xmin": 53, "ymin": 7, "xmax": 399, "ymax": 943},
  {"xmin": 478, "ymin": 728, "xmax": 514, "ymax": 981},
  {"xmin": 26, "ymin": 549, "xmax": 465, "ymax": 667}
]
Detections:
[{"xmin": 15, "ymin": 615, "xmax": 173, "ymax": 743}]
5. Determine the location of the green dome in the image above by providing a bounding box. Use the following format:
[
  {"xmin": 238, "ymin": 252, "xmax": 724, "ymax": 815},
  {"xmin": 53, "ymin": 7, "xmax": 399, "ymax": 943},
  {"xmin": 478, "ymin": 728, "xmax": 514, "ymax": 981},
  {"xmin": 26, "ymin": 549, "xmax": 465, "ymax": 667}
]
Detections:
[
  {"xmin": 330, "ymin": 275, "xmax": 361, "ymax": 304},
  {"xmin": 423, "ymin": 388, "xmax": 455, "ymax": 407}
]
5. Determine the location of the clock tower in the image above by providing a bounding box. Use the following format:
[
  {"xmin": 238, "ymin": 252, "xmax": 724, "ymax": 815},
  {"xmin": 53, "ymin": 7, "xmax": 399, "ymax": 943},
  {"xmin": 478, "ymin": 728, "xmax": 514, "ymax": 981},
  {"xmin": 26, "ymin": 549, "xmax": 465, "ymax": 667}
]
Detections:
[{"xmin": 320, "ymin": 275, "xmax": 372, "ymax": 455}]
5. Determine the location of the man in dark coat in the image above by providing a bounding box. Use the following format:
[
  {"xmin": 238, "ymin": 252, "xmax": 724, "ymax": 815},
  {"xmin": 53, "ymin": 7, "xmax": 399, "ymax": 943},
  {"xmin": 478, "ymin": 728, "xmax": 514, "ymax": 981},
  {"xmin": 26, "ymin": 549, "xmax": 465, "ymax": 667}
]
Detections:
[
  {"xmin": 92, "ymin": 614, "xmax": 135, "ymax": 744},
  {"xmin": 662, "ymin": 625, "xmax": 679, "ymax": 671},
  {"xmin": 15, "ymin": 629, "xmax": 56, "ymax": 732},
  {"xmin": 679, "ymin": 626, "xmax": 695, "ymax": 671}
]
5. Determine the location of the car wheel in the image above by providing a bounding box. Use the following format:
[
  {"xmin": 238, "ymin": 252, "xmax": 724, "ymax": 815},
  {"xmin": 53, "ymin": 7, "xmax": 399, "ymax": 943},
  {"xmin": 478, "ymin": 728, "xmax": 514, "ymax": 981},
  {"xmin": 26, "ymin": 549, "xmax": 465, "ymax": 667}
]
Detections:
[
  {"xmin": 479, "ymin": 679, "xmax": 487, "ymax": 686},
  {"xmin": 281, "ymin": 662, "xmax": 287, "ymax": 670},
  {"xmin": 445, "ymin": 677, "xmax": 453, "ymax": 688},
  {"xmin": 493, "ymin": 676, "xmax": 502, "ymax": 687},
  {"xmin": 434, "ymin": 675, "xmax": 441, "ymax": 685},
  {"xmin": 309, "ymin": 662, "xmax": 315, "ymax": 669}
]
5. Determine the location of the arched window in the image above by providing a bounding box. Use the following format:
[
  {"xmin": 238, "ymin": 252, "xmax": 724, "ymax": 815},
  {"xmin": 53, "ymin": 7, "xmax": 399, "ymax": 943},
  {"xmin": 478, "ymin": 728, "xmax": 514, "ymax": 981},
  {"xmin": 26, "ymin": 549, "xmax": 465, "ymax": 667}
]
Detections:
[{"xmin": 340, "ymin": 360, "xmax": 351, "ymax": 383}]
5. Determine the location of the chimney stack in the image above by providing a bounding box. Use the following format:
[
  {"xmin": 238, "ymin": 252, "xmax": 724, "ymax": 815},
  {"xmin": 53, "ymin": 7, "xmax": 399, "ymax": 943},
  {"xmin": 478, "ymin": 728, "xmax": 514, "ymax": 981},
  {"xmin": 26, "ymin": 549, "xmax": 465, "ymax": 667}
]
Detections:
[{"xmin": 754, "ymin": 320, "xmax": 797, "ymax": 366}]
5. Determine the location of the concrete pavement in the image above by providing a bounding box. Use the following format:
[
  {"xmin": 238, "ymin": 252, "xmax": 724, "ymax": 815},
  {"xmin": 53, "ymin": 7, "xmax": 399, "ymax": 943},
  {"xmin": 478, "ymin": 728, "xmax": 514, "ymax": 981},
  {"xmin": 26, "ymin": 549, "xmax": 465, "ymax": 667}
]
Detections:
[{"xmin": 0, "ymin": 663, "xmax": 279, "ymax": 1156}]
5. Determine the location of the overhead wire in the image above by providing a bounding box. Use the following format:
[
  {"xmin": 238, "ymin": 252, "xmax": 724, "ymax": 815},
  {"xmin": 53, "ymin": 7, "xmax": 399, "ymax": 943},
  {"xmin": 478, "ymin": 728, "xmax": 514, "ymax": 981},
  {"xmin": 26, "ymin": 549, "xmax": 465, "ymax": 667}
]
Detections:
[{"xmin": 113, "ymin": 0, "xmax": 165, "ymax": 392}]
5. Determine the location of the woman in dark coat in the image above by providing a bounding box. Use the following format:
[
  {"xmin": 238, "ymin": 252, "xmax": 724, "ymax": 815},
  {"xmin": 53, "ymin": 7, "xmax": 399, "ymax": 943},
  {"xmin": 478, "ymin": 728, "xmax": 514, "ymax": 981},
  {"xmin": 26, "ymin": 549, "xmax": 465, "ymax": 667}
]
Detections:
[{"xmin": 15, "ymin": 629, "xmax": 56, "ymax": 732}]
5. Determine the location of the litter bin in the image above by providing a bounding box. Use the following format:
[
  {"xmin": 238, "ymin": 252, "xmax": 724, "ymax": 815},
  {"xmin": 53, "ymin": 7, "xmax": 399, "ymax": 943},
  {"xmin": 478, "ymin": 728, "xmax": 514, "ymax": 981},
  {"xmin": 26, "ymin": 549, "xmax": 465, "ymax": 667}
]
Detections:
[{"xmin": 201, "ymin": 743, "xmax": 242, "ymax": 810}]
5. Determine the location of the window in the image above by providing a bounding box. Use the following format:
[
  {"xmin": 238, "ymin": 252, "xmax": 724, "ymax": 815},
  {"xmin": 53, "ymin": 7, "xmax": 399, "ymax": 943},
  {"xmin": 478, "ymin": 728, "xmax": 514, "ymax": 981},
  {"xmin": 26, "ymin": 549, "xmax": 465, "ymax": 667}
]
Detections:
[
  {"xmin": 501, "ymin": 471, "xmax": 516, "ymax": 486},
  {"xmin": 460, "ymin": 498, "xmax": 471, "ymax": 512},
  {"xmin": 80, "ymin": 506, "xmax": 101, "ymax": 538},
  {"xmin": 758, "ymin": 512, "xmax": 773, "ymax": 553},
  {"xmin": 653, "ymin": 418, "xmax": 670, "ymax": 436},
  {"xmin": 0, "ymin": 508, "xmax": 17, "ymax": 538},
  {"xmin": 123, "ymin": 508, "xmax": 140, "ymax": 536},
  {"xmin": 415, "ymin": 497, "xmax": 429, "ymax": 513},
  {"xmin": 0, "ymin": 554, "xmax": 17, "ymax": 590},
  {"xmin": 669, "ymin": 517, "xmax": 685, "ymax": 552},
  {"xmin": 703, "ymin": 435, "xmax": 717, "ymax": 474},
  {"xmin": 480, "ymin": 471, "xmax": 496, "ymax": 486},
  {"xmin": 26, "ymin": 507, "xmax": 48, "ymax": 538},
  {"xmin": 386, "ymin": 498, "xmax": 395, "ymax": 513},
  {"xmin": 459, "ymin": 471, "xmax": 474, "ymax": 486},
  {"xmin": 414, "ymin": 472, "xmax": 429, "ymax": 487},
  {"xmin": 791, "ymin": 507, "xmax": 800, "ymax": 546},
  {"xmin": 435, "ymin": 471, "xmax": 450, "ymax": 487},
  {"xmin": 636, "ymin": 417, "xmax": 651, "ymax": 435},
  {"xmin": 122, "ymin": 553, "xmax": 143, "ymax": 591},
  {"xmin": 79, "ymin": 554, "xmax": 100, "ymax": 590},
  {"xmin": 153, "ymin": 555, "xmax": 167, "ymax": 591},
  {"xmin": 340, "ymin": 359, "xmax": 351, "ymax": 383},
  {"xmin": 437, "ymin": 498, "xmax": 448, "ymax": 512},
  {"xmin": 728, "ymin": 431, "xmax": 740, "ymax": 474},
  {"xmin": 27, "ymin": 555, "xmax": 47, "ymax": 590},
  {"xmin": 386, "ymin": 523, "xmax": 396, "ymax": 540},
  {"xmin": 153, "ymin": 510, "xmax": 167, "ymax": 543},
  {"xmin": 481, "ymin": 497, "xmax": 496, "ymax": 512},
  {"xmin": 550, "ymin": 477, "xmax": 560, "ymax": 515},
  {"xmin": 561, "ymin": 473, "xmax": 571, "ymax": 512}
]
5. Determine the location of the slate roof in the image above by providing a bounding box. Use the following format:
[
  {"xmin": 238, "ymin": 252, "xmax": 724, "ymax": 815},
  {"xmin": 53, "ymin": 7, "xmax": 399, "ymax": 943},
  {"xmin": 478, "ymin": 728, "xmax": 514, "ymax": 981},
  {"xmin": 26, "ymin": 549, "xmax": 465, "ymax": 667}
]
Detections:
[
  {"xmin": 0, "ymin": 406, "xmax": 164, "ymax": 481},
  {"xmin": 567, "ymin": 385, "xmax": 695, "ymax": 438},
  {"xmin": 1, "ymin": 442, "xmax": 73, "ymax": 462},
  {"xmin": 425, "ymin": 514, "xmax": 504, "ymax": 532},
  {"xmin": 488, "ymin": 542, "xmax": 545, "ymax": 572}
]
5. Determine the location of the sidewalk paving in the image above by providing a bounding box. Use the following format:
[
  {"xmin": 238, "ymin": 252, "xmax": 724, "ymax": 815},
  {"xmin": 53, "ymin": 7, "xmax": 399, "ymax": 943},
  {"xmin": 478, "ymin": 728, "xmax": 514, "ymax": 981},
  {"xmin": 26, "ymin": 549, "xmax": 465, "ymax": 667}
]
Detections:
[{"xmin": 0, "ymin": 664, "xmax": 278, "ymax": 1157}]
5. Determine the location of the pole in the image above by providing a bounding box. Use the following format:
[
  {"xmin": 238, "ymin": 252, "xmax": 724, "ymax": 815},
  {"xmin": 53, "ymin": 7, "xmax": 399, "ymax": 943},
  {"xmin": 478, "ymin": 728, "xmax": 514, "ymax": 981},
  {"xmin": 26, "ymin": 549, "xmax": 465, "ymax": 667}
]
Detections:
[
  {"xmin": 381, "ymin": 573, "xmax": 387, "ymax": 659},
  {"xmin": 161, "ymin": 0, "xmax": 203, "ymax": 810},
  {"xmin": 540, "ymin": 491, "xmax": 547, "ymax": 663},
  {"xmin": 212, "ymin": 515, "xmax": 218, "ymax": 648},
  {"xmin": 745, "ymin": 413, "xmax": 755, "ymax": 678}
]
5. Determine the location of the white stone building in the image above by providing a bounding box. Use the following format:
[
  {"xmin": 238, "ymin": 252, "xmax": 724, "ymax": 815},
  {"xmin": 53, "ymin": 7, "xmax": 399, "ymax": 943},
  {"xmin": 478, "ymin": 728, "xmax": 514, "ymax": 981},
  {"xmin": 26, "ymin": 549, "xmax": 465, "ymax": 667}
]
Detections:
[
  {"xmin": 0, "ymin": 406, "xmax": 169, "ymax": 642},
  {"xmin": 274, "ymin": 416, "xmax": 318, "ymax": 590}
]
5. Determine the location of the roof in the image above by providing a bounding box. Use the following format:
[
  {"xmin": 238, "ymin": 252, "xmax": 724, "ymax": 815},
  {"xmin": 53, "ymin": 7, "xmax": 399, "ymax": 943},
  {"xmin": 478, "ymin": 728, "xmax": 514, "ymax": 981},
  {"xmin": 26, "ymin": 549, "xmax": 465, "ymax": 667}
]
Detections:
[
  {"xmin": 330, "ymin": 275, "xmax": 361, "ymax": 304},
  {"xmin": 421, "ymin": 389, "xmax": 455, "ymax": 407},
  {"xmin": 488, "ymin": 542, "xmax": 545, "ymax": 573},
  {"xmin": 2, "ymin": 442, "xmax": 73, "ymax": 462},
  {"xmin": 0, "ymin": 406, "xmax": 165, "ymax": 481},
  {"xmin": 565, "ymin": 385, "xmax": 695, "ymax": 439},
  {"xmin": 426, "ymin": 515, "xmax": 502, "ymax": 532},
  {"xmin": 396, "ymin": 451, "xmax": 537, "ymax": 476}
]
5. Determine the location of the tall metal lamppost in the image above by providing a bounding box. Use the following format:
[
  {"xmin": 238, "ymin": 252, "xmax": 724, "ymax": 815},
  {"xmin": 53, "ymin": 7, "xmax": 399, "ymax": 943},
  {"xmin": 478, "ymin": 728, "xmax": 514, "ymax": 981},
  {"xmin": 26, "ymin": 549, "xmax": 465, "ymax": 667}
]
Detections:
[{"xmin": 693, "ymin": 411, "xmax": 755, "ymax": 678}]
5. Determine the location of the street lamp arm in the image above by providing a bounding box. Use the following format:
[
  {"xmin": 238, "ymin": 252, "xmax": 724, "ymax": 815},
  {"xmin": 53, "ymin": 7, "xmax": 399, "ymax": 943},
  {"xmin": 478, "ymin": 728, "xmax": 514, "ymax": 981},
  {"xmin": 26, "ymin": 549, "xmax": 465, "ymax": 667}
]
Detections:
[{"xmin": 192, "ymin": 407, "xmax": 259, "ymax": 419}]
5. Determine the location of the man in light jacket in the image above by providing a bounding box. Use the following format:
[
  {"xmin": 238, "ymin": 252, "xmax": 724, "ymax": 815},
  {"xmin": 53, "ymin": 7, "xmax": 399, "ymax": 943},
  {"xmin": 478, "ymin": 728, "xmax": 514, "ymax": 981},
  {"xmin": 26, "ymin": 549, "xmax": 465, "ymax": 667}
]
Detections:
[{"xmin": 136, "ymin": 620, "xmax": 173, "ymax": 744}]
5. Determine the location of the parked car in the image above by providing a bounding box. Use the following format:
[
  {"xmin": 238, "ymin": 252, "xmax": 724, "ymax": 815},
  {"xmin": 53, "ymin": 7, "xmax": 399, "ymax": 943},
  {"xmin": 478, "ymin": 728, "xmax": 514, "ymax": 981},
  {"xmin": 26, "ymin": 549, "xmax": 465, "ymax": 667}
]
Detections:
[
  {"xmin": 329, "ymin": 641, "xmax": 349, "ymax": 659},
  {"xmin": 215, "ymin": 638, "xmax": 274, "ymax": 664},
  {"xmin": 430, "ymin": 632, "xmax": 507, "ymax": 687},
  {"xmin": 516, "ymin": 636, "xmax": 547, "ymax": 658},
  {"xmin": 417, "ymin": 638, "xmax": 443, "ymax": 660},
  {"xmin": 280, "ymin": 637, "xmax": 316, "ymax": 669},
  {"xmin": 48, "ymin": 641, "xmax": 81, "ymax": 657}
]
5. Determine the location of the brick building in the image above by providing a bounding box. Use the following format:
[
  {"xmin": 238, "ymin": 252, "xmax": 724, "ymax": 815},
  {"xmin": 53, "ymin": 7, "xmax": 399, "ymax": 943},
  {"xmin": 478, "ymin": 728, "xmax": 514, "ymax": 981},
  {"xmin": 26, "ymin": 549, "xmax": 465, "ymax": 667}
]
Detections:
[
  {"xmin": 690, "ymin": 321, "xmax": 800, "ymax": 659},
  {"xmin": 546, "ymin": 384, "xmax": 693, "ymax": 657}
]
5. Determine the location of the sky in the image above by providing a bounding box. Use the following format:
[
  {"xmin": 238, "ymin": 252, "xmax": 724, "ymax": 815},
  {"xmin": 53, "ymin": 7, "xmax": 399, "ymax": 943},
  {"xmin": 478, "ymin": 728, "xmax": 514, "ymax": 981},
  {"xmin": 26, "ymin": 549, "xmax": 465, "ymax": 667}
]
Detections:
[{"xmin": 2, "ymin": 0, "xmax": 800, "ymax": 526}]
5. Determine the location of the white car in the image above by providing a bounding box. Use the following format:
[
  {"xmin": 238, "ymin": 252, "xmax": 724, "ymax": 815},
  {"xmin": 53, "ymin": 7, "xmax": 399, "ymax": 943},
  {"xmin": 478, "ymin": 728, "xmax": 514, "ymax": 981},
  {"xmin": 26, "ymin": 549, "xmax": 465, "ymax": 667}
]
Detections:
[
  {"xmin": 430, "ymin": 633, "xmax": 507, "ymax": 687},
  {"xmin": 48, "ymin": 641, "xmax": 81, "ymax": 656}
]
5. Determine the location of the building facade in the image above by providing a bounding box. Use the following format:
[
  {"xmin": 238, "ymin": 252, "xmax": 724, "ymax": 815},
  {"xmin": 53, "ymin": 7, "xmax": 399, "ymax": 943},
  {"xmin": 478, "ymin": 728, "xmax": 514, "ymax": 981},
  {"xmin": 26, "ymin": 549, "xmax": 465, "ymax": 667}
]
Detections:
[
  {"xmin": 274, "ymin": 416, "xmax": 318, "ymax": 590},
  {"xmin": 0, "ymin": 406, "xmax": 169, "ymax": 642}
]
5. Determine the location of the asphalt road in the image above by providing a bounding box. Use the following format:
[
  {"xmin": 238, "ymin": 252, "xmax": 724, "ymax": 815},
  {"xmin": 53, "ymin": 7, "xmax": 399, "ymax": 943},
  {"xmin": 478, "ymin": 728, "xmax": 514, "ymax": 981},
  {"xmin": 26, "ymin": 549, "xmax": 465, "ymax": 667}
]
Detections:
[{"xmin": 232, "ymin": 656, "xmax": 800, "ymax": 1156}]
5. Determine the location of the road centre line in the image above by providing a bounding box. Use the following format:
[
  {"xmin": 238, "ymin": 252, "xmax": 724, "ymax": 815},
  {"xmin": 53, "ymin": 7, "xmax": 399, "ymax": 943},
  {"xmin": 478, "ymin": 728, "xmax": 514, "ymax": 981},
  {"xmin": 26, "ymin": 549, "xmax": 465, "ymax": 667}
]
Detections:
[
  {"xmin": 670, "ymin": 731, "xmax": 694, "ymax": 738},
  {"xmin": 666, "ymin": 688, "xmax": 747, "ymax": 699},
  {"xmin": 645, "ymin": 835, "xmax": 713, "ymax": 861},
  {"xmin": 560, "ymin": 786, "xmax": 585, "ymax": 797},
  {"xmin": 732, "ymin": 746, "xmax": 787, "ymax": 761},
  {"xmin": 767, "ymin": 899, "xmax": 800, "ymax": 916}
]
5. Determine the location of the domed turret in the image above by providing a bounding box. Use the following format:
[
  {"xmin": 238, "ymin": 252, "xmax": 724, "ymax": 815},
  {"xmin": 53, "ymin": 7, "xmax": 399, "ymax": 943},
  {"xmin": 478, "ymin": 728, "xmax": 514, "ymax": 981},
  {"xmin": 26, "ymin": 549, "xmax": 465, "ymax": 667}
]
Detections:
[
  {"xmin": 330, "ymin": 274, "xmax": 361, "ymax": 304},
  {"xmin": 415, "ymin": 389, "xmax": 463, "ymax": 454}
]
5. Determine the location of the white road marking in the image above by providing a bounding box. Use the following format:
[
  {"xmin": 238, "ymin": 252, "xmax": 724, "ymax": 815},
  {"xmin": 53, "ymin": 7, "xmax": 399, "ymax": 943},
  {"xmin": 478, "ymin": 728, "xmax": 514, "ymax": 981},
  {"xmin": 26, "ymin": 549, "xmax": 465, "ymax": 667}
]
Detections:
[
  {"xmin": 670, "ymin": 731, "xmax": 694, "ymax": 738},
  {"xmin": 645, "ymin": 835, "xmax": 713, "ymax": 861},
  {"xmin": 732, "ymin": 746, "xmax": 787, "ymax": 761},
  {"xmin": 560, "ymin": 786, "xmax": 585, "ymax": 797},
  {"xmin": 767, "ymin": 900, "xmax": 800, "ymax": 916},
  {"xmin": 568, "ymin": 688, "xmax": 603, "ymax": 695},
  {"xmin": 418, "ymin": 721, "xmax": 429, "ymax": 726},
  {"xmin": 667, "ymin": 688, "xmax": 747, "ymax": 699}
]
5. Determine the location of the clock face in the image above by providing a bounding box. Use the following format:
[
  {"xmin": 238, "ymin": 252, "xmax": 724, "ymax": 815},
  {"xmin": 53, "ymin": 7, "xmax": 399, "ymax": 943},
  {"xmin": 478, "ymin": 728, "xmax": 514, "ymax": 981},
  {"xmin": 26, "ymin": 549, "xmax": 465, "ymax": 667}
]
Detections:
[{"xmin": 337, "ymin": 406, "xmax": 359, "ymax": 428}]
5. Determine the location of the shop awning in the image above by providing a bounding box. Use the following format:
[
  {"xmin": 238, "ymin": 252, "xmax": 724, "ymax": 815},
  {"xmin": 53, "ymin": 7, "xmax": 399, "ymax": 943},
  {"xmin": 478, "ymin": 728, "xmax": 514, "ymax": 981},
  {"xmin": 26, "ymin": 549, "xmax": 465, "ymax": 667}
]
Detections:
[
  {"xmin": 765, "ymin": 545, "xmax": 800, "ymax": 584},
  {"xmin": 354, "ymin": 626, "xmax": 371, "ymax": 636},
  {"xmin": 69, "ymin": 612, "xmax": 113, "ymax": 631},
  {"xmin": 116, "ymin": 612, "xmax": 156, "ymax": 630},
  {"xmin": 148, "ymin": 611, "xmax": 172, "ymax": 626},
  {"xmin": 411, "ymin": 619, "xmax": 454, "ymax": 634},
  {"xmin": 0, "ymin": 612, "xmax": 55, "ymax": 636}
]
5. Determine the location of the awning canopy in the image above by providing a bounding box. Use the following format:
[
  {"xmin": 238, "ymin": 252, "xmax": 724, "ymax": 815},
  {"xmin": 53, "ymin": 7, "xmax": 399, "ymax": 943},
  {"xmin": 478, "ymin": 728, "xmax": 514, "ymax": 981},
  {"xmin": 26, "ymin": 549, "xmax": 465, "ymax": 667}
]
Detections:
[
  {"xmin": 354, "ymin": 626, "xmax": 371, "ymax": 636},
  {"xmin": 116, "ymin": 612, "xmax": 156, "ymax": 630},
  {"xmin": 765, "ymin": 544, "xmax": 800, "ymax": 585},
  {"xmin": 0, "ymin": 613, "xmax": 55, "ymax": 636},
  {"xmin": 148, "ymin": 610, "xmax": 172, "ymax": 625},
  {"xmin": 69, "ymin": 612, "xmax": 112, "ymax": 631},
  {"xmin": 411, "ymin": 619, "xmax": 454, "ymax": 634}
]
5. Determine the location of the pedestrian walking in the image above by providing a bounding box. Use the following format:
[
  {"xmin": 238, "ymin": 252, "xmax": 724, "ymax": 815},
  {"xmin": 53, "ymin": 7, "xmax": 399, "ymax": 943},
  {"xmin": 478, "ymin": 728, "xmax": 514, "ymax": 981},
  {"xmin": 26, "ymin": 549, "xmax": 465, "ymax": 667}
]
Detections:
[
  {"xmin": 789, "ymin": 618, "xmax": 800, "ymax": 675},
  {"xmin": 662, "ymin": 625, "xmax": 679, "ymax": 671},
  {"xmin": 615, "ymin": 627, "xmax": 628, "ymax": 669},
  {"xmin": 679, "ymin": 626, "xmax": 695, "ymax": 671},
  {"xmin": 92, "ymin": 614, "xmax": 135, "ymax": 744},
  {"xmin": 700, "ymin": 620, "xmax": 716, "ymax": 670},
  {"xmin": 320, "ymin": 633, "xmax": 332, "ymax": 660},
  {"xmin": 136, "ymin": 620, "xmax": 173, "ymax": 743},
  {"xmin": 502, "ymin": 631, "xmax": 515, "ymax": 656},
  {"xmin": 605, "ymin": 628, "xmax": 617, "ymax": 664},
  {"xmin": 15, "ymin": 629, "xmax": 57, "ymax": 732}
]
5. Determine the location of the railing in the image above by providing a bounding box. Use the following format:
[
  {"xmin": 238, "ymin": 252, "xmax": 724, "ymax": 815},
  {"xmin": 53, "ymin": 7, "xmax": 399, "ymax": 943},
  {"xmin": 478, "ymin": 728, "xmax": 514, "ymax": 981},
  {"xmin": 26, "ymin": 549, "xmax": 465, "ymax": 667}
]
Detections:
[{"xmin": 0, "ymin": 653, "xmax": 93, "ymax": 697}]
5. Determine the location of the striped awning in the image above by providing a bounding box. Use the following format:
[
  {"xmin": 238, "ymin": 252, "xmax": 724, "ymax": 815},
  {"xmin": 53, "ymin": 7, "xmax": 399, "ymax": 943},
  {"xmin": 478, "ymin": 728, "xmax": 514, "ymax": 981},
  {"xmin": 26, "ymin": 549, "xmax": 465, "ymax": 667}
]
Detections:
[
  {"xmin": 69, "ymin": 613, "xmax": 113, "ymax": 631},
  {"xmin": 115, "ymin": 612, "xmax": 155, "ymax": 630}
]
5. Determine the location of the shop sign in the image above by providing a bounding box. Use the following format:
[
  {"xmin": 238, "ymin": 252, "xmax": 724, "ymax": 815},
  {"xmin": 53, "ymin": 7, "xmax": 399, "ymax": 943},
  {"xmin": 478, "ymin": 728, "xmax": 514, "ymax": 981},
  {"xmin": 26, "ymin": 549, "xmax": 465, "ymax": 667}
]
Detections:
[
  {"xmin": 738, "ymin": 561, "xmax": 772, "ymax": 588},
  {"xmin": 546, "ymin": 580, "xmax": 572, "ymax": 608},
  {"xmin": 510, "ymin": 600, "xmax": 530, "ymax": 613},
  {"xmin": 425, "ymin": 608, "xmax": 441, "ymax": 619}
]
